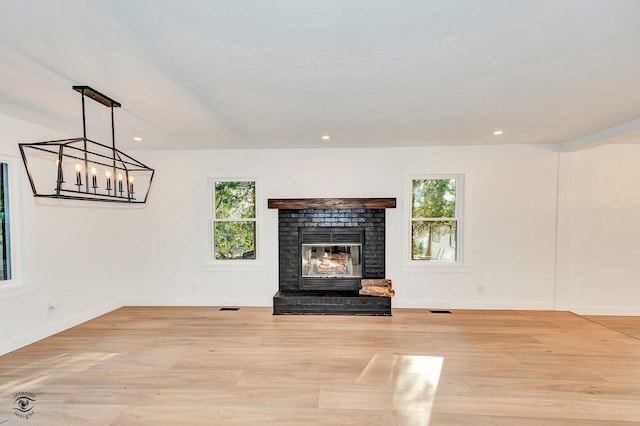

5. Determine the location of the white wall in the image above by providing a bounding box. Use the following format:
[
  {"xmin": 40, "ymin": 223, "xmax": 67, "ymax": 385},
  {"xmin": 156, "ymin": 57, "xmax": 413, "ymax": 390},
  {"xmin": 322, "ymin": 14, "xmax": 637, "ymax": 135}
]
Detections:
[
  {"xmin": 0, "ymin": 114, "xmax": 132, "ymax": 355},
  {"xmin": 558, "ymin": 142, "xmax": 640, "ymax": 315},
  {"xmin": 124, "ymin": 144, "xmax": 560, "ymax": 310}
]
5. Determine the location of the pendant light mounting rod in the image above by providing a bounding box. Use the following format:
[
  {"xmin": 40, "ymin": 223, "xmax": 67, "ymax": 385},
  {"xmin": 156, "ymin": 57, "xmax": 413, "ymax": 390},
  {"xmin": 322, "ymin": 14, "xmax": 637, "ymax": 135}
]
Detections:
[{"xmin": 72, "ymin": 86, "xmax": 121, "ymax": 108}]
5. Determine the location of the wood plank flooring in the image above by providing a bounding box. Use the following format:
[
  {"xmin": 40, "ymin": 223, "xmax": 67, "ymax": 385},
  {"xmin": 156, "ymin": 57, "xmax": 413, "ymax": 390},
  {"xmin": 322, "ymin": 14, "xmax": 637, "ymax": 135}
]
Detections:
[{"xmin": 1, "ymin": 307, "xmax": 639, "ymax": 425}]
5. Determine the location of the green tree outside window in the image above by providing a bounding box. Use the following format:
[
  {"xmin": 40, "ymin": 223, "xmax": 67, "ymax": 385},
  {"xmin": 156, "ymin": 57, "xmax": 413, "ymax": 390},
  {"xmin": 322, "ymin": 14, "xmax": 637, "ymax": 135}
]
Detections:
[{"xmin": 213, "ymin": 180, "xmax": 256, "ymax": 260}]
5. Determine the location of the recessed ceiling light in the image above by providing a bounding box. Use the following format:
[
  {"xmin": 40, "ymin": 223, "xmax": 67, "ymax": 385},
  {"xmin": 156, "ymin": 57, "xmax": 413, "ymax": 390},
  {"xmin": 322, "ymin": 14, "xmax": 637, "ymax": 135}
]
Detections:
[
  {"xmin": 133, "ymin": 136, "xmax": 143, "ymax": 141},
  {"xmin": 493, "ymin": 130, "xmax": 504, "ymax": 135},
  {"xmin": 321, "ymin": 135, "xmax": 330, "ymax": 140}
]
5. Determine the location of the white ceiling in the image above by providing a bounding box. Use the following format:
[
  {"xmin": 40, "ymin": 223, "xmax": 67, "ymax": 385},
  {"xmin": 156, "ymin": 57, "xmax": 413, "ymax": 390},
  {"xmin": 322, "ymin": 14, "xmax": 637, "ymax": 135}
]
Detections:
[{"xmin": 1, "ymin": 0, "xmax": 639, "ymax": 151}]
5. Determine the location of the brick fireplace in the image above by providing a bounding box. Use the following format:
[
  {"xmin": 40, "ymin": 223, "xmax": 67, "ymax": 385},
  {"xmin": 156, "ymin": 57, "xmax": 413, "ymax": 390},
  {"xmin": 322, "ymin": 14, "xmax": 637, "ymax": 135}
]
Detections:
[{"xmin": 268, "ymin": 198, "xmax": 396, "ymax": 315}]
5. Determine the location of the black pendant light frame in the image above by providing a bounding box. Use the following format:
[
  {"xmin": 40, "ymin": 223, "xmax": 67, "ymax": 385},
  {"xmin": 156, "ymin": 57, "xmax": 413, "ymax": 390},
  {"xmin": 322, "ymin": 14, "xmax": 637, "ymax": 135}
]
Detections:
[{"xmin": 19, "ymin": 86, "xmax": 155, "ymax": 204}]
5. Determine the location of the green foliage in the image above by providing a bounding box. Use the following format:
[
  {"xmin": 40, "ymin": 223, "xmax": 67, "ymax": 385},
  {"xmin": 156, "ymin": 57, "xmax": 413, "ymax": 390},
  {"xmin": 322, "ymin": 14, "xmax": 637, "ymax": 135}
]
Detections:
[
  {"xmin": 215, "ymin": 181, "xmax": 255, "ymax": 219},
  {"xmin": 412, "ymin": 179, "xmax": 455, "ymax": 219},
  {"xmin": 215, "ymin": 221, "xmax": 256, "ymax": 259},
  {"xmin": 214, "ymin": 181, "xmax": 256, "ymax": 260}
]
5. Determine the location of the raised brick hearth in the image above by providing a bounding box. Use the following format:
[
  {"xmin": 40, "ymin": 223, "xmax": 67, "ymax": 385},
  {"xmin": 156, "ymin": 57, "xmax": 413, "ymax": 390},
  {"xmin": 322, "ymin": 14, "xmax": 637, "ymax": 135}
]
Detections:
[
  {"xmin": 273, "ymin": 290, "xmax": 392, "ymax": 315},
  {"xmin": 268, "ymin": 198, "xmax": 396, "ymax": 316}
]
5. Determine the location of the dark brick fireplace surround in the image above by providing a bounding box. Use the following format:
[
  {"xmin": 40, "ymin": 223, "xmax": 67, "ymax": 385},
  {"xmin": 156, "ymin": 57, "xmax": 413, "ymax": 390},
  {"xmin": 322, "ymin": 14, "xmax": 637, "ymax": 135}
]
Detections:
[{"xmin": 268, "ymin": 198, "xmax": 396, "ymax": 315}]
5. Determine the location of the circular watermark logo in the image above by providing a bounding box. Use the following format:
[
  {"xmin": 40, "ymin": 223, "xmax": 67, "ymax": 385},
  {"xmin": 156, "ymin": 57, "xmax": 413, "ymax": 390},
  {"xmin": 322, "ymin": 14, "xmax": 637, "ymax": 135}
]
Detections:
[{"xmin": 12, "ymin": 391, "xmax": 37, "ymax": 420}]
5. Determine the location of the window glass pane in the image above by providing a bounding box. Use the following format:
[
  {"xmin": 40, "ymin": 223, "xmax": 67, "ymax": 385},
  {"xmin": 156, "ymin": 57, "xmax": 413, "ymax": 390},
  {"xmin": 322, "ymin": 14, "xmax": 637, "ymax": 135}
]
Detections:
[
  {"xmin": 412, "ymin": 220, "xmax": 456, "ymax": 261},
  {"xmin": 0, "ymin": 163, "xmax": 10, "ymax": 280},
  {"xmin": 214, "ymin": 221, "xmax": 256, "ymax": 260},
  {"xmin": 412, "ymin": 179, "xmax": 456, "ymax": 218},
  {"xmin": 215, "ymin": 181, "xmax": 255, "ymax": 219}
]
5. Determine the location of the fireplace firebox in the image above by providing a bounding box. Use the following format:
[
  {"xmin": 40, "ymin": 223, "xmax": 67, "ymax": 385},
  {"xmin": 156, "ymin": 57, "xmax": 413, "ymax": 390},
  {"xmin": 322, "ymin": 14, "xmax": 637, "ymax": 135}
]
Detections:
[{"xmin": 300, "ymin": 228, "xmax": 363, "ymax": 291}]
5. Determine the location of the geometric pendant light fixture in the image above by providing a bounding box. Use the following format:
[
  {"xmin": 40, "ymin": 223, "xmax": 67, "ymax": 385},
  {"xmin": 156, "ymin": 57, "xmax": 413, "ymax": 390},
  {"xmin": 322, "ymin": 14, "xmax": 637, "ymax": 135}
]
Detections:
[{"xmin": 19, "ymin": 85, "xmax": 155, "ymax": 203}]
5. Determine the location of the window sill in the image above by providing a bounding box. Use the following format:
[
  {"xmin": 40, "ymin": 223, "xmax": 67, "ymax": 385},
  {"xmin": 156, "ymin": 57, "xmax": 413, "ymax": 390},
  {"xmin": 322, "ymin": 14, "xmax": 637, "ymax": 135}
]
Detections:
[{"xmin": 202, "ymin": 262, "xmax": 267, "ymax": 272}]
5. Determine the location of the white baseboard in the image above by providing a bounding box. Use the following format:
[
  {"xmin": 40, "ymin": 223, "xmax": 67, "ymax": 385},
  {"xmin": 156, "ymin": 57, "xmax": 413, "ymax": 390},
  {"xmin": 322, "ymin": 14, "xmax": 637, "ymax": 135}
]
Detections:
[
  {"xmin": 124, "ymin": 297, "xmax": 271, "ymax": 307},
  {"xmin": 570, "ymin": 306, "xmax": 640, "ymax": 316},
  {"xmin": 553, "ymin": 302, "xmax": 572, "ymax": 311},
  {"xmin": 392, "ymin": 298, "xmax": 556, "ymax": 311},
  {"xmin": 0, "ymin": 301, "xmax": 122, "ymax": 356}
]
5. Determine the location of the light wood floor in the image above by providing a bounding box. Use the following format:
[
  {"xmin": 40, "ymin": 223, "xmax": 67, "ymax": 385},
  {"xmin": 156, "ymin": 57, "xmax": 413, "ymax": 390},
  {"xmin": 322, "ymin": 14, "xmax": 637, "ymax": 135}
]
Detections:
[{"xmin": 1, "ymin": 307, "xmax": 639, "ymax": 425}]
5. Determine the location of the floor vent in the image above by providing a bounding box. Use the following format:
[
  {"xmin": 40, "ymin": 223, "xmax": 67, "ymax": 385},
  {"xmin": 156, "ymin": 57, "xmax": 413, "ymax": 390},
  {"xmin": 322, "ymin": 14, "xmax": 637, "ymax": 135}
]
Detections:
[
  {"xmin": 219, "ymin": 307, "xmax": 240, "ymax": 311},
  {"xmin": 429, "ymin": 310, "xmax": 452, "ymax": 314}
]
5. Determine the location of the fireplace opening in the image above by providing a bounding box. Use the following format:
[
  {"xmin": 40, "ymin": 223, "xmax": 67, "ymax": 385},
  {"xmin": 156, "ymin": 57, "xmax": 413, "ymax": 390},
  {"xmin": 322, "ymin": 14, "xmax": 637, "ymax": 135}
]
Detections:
[
  {"xmin": 302, "ymin": 243, "xmax": 362, "ymax": 278},
  {"xmin": 299, "ymin": 227, "xmax": 364, "ymax": 291}
]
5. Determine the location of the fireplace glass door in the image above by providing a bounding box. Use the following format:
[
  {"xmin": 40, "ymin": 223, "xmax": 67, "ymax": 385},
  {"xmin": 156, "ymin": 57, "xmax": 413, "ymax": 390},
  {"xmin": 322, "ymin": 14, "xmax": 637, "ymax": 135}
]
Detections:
[{"xmin": 301, "ymin": 244, "xmax": 362, "ymax": 278}]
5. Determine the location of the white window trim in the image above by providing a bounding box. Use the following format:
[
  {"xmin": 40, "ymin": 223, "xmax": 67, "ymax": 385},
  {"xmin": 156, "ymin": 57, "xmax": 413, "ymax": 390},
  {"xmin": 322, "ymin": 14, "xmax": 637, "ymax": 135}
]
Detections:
[
  {"xmin": 403, "ymin": 173, "xmax": 469, "ymax": 273},
  {"xmin": 203, "ymin": 177, "xmax": 265, "ymax": 271},
  {"xmin": 0, "ymin": 153, "xmax": 32, "ymax": 300}
]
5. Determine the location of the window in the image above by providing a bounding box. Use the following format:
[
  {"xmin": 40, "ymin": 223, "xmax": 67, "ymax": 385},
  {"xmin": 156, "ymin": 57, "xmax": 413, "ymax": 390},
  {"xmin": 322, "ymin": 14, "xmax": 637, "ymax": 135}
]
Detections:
[
  {"xmin": 0, "ymin": 162, "xmax": 11, "ymax": 280},
  {"xmin": 411, "ymin": 176, "xmax": 461, "ymax": 262},
  {"xmin": 212, "ymin": 180, "xmax": 256, "ymax": 260}
]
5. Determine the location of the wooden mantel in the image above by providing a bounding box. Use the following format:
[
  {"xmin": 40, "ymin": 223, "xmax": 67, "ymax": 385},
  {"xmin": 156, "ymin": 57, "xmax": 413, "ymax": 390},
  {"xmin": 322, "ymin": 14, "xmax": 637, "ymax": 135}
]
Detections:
[{"xmin": 267, "ymin": 198, "xmax": 396, "ymax": 209}]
